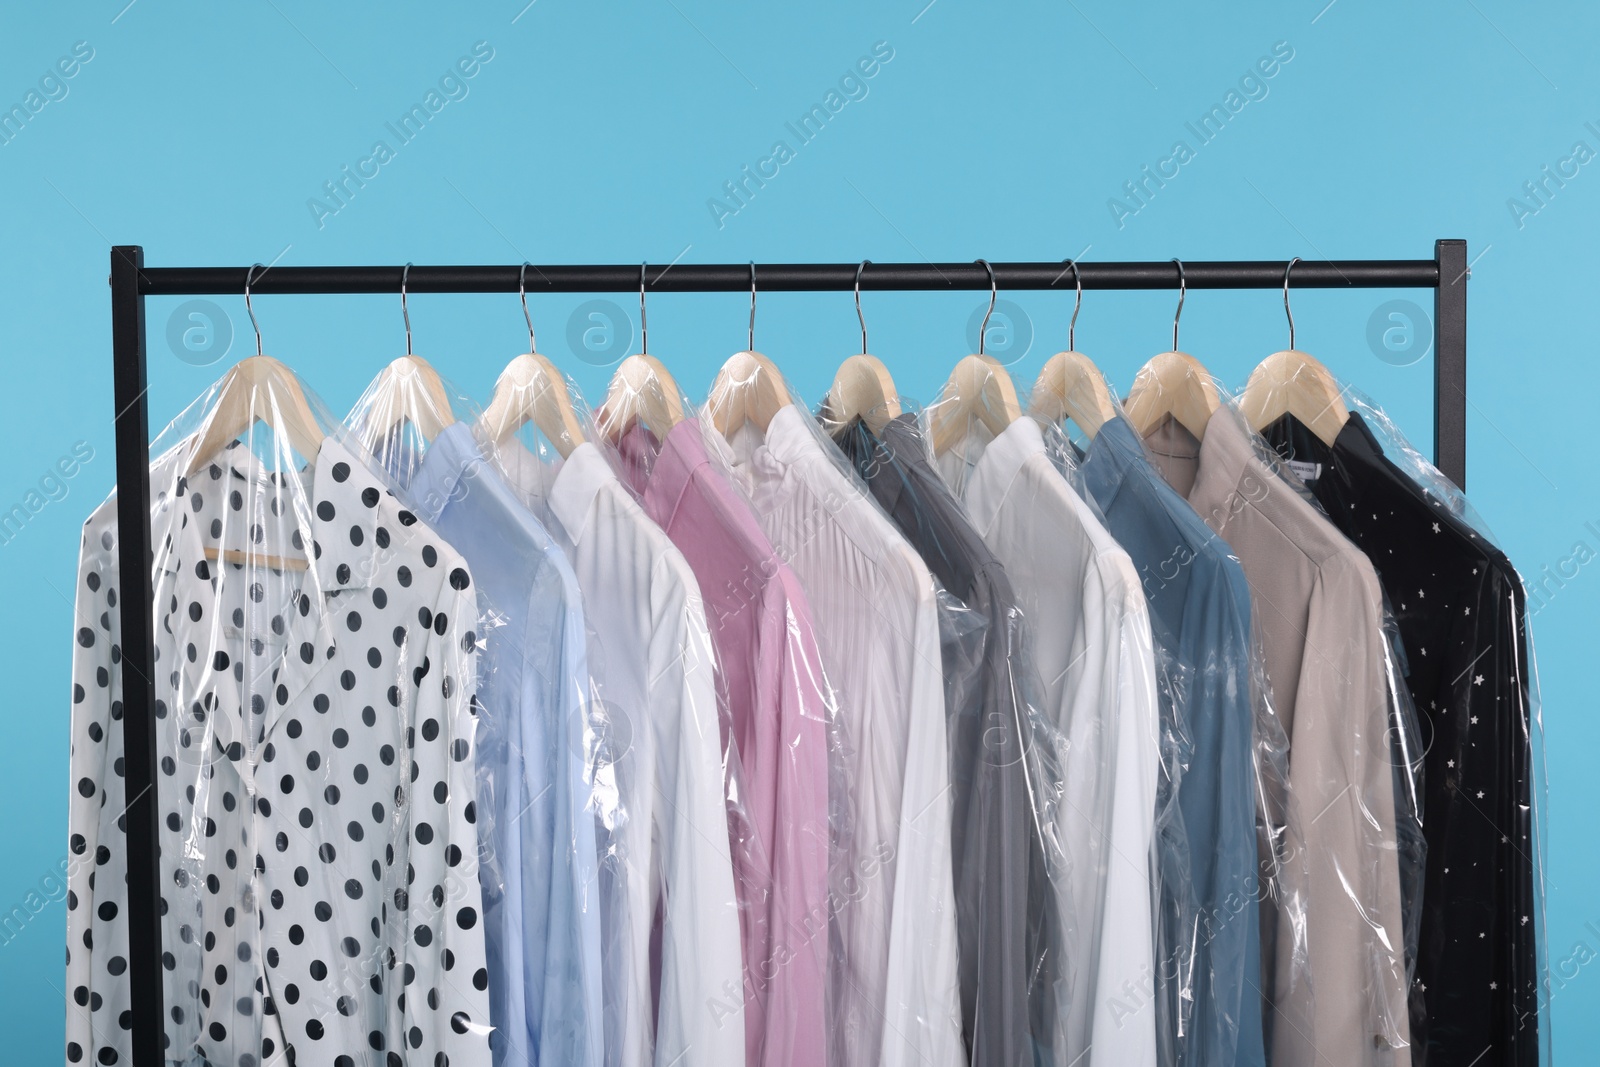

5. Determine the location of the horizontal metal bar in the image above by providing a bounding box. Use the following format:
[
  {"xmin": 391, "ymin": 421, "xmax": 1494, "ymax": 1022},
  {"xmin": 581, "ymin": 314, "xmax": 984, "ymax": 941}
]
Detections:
[{"xmin": 133, "ymin": 259, "xmax": 1442, "ymax": 296}]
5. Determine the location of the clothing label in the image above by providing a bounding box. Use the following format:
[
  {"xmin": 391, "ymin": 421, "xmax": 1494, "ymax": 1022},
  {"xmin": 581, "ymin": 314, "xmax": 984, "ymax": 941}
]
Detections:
[{"xmin": 1285, "ymin": 458, "xmax": 1322, "ymax": 484}]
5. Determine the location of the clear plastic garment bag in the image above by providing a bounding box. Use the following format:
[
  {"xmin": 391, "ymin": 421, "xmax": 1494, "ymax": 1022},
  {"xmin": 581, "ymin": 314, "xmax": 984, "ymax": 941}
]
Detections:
[
  {"xmin": 67, "ymin": 357, "xmax": 494, "ymax": 1067},
  {"xmin": 345, "ymin": 349, "xmax": 608, "ymax": 1067}
]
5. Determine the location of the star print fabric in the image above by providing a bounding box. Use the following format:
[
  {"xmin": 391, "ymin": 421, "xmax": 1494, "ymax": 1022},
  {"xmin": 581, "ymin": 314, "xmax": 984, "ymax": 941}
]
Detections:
[
  {"xmin": 1260, "ymin": 392, "xmax": 1546, "ymax": 1067},
  {"xmin": 66, "ymin": 367, "xmax": 492, "ymax": 1067}
]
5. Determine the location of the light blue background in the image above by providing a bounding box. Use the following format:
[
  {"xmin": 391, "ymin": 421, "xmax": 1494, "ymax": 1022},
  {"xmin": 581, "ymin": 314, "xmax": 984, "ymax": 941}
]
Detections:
[{"xmin": 2, "ymin": 1, "xmax": 1594, "ymax": 1061}]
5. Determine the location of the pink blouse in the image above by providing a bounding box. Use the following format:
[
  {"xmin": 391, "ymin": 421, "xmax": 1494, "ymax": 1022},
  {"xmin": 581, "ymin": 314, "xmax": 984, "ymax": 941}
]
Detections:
[{"xmin": 615, "ymin": 419, "xmax": 831, "ymax": 1067}]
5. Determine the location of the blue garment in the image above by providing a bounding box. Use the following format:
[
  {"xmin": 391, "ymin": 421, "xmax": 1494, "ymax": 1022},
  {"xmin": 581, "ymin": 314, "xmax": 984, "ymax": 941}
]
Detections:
[
  {"xmin": 1080, "ymin": 416, "xmax": 1265, "ymax": 1067},
  {"xmin": 399, "ymin": 423, "xmax": 603, "ymax": 1067}
]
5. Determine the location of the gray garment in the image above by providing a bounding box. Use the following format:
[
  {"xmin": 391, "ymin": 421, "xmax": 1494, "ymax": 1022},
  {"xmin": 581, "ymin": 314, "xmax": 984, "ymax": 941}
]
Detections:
[
  {"xmin": 1144, "ymin": 410, "xmax": 1412, "ymax": 1067},
  {"xmin": 833, "ymin": 413, "xmax": 1062, "ymax": 1067}
]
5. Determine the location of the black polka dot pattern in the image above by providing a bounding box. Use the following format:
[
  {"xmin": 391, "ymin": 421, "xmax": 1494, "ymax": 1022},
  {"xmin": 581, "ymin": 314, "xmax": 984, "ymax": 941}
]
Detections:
[{"xmin": 66, "ymin": 438, "xmax": 489, "ymax": 1066}]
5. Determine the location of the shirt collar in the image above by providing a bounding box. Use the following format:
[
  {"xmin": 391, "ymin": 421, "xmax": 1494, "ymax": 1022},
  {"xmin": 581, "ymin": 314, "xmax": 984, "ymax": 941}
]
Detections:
[
  {"xmin": 761, "ymin": 403, "xmax": 821, "ymax": 467},
  {"xmin": 957, "ymin": 415, "xmax": 1046, "ymax": 534},
  {"xmin": 162, "ymin": 435, "xmax": 383, "ymax": 592},
  {"xmin": 158, "ymin": 434, "xmax": 383, "ymax": 757},
  {"xmin": 1189, "ymin": 405, "xmax": 1258, "ymax": 508},
  {"xmin": 865, "ymin": 413, "xmax": 930, "ymax": 516},
  {"xmin": 1083, "ymin": 413, "xmax": 1143, "ymax": 489},
  {"xmin": 306, "ymin": 437, "xmax": 386, "ymax": 591},
  {"xmin": 627, "ymin": 417, "xmax": 715, "ymax": 528},
  {"xmin": 547, "ymin": 441, "xmax": 617, "ymax": 546},
  {"xmin": 403, "ymin": 422, "xmax": 482, "ymax": 526},
  {"xmin": 706, "ymin": 402, "xmax": 819, "ymax": 483}
]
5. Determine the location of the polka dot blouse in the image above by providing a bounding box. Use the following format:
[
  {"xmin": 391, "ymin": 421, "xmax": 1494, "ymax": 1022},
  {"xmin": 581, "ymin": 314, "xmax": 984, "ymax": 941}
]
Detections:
[{"xmin": 65, "ymin": 437, "xmax": 492, "ymax": 1067}]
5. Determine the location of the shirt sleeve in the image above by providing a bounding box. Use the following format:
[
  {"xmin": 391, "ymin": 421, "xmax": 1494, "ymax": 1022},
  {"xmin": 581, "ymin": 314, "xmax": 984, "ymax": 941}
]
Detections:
[
  {"xmin": 747, "ymin": 576, "xmax": 831, "ymax": 1067},
  {"xmin": 1088, "ymin": 555, "xmax": 1161, "ymax": 1067},
  {"xmin": 399, "ymin": 569, "xmax": 493, "ymax": 1065},
  {"xmin": 65, "ymin": 519, "xmax": 121, "ymax": 1067},
  {"xmin": 1271, "ymin": 556, "xmax": 1411, "ymax": 1066},
  {"xmin": 878, "ymin": 560, "xmax": 965, "ymax": 1067},
  {"xmin": 550, "ymin": 571, "xmax": 605, "ymax": 1067},
  {"xmin": 650, "ymin": 558, "xmax": 746, "ymax": 1067}
]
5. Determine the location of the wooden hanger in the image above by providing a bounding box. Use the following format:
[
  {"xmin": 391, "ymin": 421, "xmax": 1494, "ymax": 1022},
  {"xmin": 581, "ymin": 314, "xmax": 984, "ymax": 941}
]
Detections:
[
  {"xmin": 926, "ymin": 261, "xmax": 1023, "ymax": 455},
  {"xmin": 185, "ymin": 355, "xmax": 326, "ymax": 477},
  {"xmin": 1123, "ymin": 261, "xmax": 1219, "ymax": 440},
  {"xmin": 821, "ymin": 263, "xmax": 901, "ymax": 435},
  {"xmin": 706, "ymin": 268, "xmax": 791, "ymax": 437},
  {"xmin": 929, "ymin": 353, "xmax": 1022, "ymax": 455},
  {"xmin": 1124, "ymin": 351, "xmax": 1219, "ymax": 441},
  {"xmin": 599, "ymin": 355, "xmax": 684, "ymax": 439},
  {"xmin": 708, "ymin": 350, "xmax": 791, "ymax": 437},
  {"xmin": 360, "ymin": 268, "xmax": 455, "ymax": 443},
  {"xmin": 1238, "ymin": 260, "xmax": 1349, "ymax": 446},
  {"xmin": 598, "ymin": 264, "xmax": 685, "ymax": 440},
  {"xmin": 480, "ymin": 353, "xmax": 587, "ymax": 456},
  {"xmin": 1029, "ymin": 261, "xmax": 1114, "ymax": 438},
  {"xmin": 1032, "ymin": 351, "xmax": 1116, "ymax": 439},
  {"xmin": 1239, "ymin": 351, "xmax": 1349, "ymax": 446},
  {"xmin": 825, "ymin": 354, "xmax": 902, "ymax": 434},
  {"xmin": 363, "ymin": 355, "xmax": 455, "ymax": 443},
  {"xmin": 187, "ymin": 355, "xmax": 323, "ymax": 571},
  {"xmin": 479, "ymin": 273, "xmax": 587, "ymax": 456},
  {"xmin": 185, "ymin": 273, "xmax": 322, "ymax": 570}
]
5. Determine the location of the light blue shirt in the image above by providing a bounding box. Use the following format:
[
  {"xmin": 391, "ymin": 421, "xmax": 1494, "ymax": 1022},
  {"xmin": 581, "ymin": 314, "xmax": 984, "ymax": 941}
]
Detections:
[
  {"xmin": 1080, "ymin": 416, "xmax": 1265, "ymax": 1067},
  {"xmin": 395, "ymin": 422, "xmax": 603, "ymax": 1067}
]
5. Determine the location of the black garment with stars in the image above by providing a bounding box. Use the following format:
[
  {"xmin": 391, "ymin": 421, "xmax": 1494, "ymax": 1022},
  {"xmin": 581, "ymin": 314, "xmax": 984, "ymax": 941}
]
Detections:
[
  {"xmin": 66, "ymin": 437, "xmax": 492, "ymax": 1067},
  {"xmin": 1261, "ymin": 411, "xmax": 1539, "ymax": 1067}
]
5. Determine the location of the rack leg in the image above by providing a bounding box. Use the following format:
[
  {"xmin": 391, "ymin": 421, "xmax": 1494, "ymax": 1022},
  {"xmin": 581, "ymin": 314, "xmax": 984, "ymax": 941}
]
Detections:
[
  {"xmin": 109, "ymin": 245, "xmax": 166, "ymax": 1066},
  {"xmin": 1434, "ymin": 239, "xmax": 1468, "ymax": 489}
]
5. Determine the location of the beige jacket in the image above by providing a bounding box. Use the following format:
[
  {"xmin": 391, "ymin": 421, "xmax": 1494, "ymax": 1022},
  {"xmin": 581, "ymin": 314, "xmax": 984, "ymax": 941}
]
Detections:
[{"xmin": 1144, "ymin": 408, "xmax": 1411, "ymax": 1067}]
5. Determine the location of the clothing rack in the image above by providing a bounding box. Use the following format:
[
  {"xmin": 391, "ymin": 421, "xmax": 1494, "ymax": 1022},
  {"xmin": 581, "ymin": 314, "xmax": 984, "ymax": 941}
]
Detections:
[{"xmin": 105, "ymin": 239, "xmax": 1468, "ymax": 1066}]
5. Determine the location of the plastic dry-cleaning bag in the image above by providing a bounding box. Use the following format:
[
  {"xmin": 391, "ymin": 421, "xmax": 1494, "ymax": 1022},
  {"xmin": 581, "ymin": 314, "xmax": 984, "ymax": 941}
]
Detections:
[
  {"xmin": 597, "ymin": 352, "xmax": 845, "ymax": 1067},
  {"xmin": 1044, "ymin": 361, "xmax": 1303, "ymax": 1067},
  {"xmin": 702, "ymin": 351, "xmax": 966, "ymax": 1067},
  {"xmin": 66, "ymin": 356, "xmax": 494, "ymax": 1067},
  {"xmin": 346, "ymin": 353, "xmax": 607, "ymax": 1067},
  {"xmin": 1128, "ymin": 353, "xmax": 1418, "ymax": 1065},
  {"xmin": 819, "ymin": 375, "xmax": 1073, "ymax": 1067},
  {"xmin": 1249, "ymin": 360, "xmax": 1547, "ymax": 1067},
  {"xmin": 476, "ymin": 351, "xmax": 745, "ymax": 1067},
  {"xmin": 923, "ymin": 356, "xmax": 1166, "ymax": 1067}
]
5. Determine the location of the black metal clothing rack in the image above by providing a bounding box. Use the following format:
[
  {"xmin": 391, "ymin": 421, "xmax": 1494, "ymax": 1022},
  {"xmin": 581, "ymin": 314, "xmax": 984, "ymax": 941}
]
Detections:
[{"xmin": 105, "ymin": 240, "xmax": 1468, "ymax": 1065}]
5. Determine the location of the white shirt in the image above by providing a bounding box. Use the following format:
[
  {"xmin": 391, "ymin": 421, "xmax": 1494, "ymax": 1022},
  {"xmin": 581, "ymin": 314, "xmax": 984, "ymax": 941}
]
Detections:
[
  {"xmin": 66, "ymin": 437, "xmax": 491, "ymax": 1067},
  {"xmin": 711, "ymin": 403, "xmax": 964, "ymax": 1067},
  {"xmin": 495, "ymin": 438, "xmax": 745, "ymax": 1067},
  {"xmin": 936, "ymin": 416, "xmax": 1160, "ymax": 1067}
]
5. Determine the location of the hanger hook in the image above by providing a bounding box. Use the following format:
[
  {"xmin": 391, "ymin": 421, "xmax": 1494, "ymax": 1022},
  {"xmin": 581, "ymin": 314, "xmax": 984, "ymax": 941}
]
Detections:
[
  {"xmin": 1170, "ymin": 258, "xmax": 1186, "ymax": 351},
  {"xmin": 639, "ymin": 262, "xmax": 649, "ymax": 357},
  {"xmin": 1063, "ymin": 259, "xmax": 1083, "ymax": 352},
  {"xmin": 1283, "ymin": 256, "xmax": 1301, "ymax": 351},
  {"xmin": 748, "ymin": 261, "xmax": 757, "ymax": 352},
  {"xmin": 976, "ymin": 259, "xmax": 997, "ymax": 357},
  {"xmin": 520, "ymin": 263, "xmax": 537, "ymax": 352},
  {"xmin": 401, "ymin": 262, "xmax": 413, "ymax": 357},
  {"xmin": 244, "ymin": 263, "xmax": 265, "ymax": 358},
  {"xmin": 855, "ymin": 260, "xmax": 871, "ymax": 353}
]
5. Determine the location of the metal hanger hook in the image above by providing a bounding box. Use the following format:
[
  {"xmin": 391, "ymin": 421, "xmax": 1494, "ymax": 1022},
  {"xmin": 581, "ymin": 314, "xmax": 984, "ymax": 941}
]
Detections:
[
  {"xmin": 748, "ymin": 261, "xmax": 757, "ymax": 352},
  {"xmin": 401, "ymin": 263, "xmax": 413, "ymax": 357},
  {"xmin": 855, "ymin": 260, "xmax": 870, "ymax": 353},
  {"xmin": 1171, "ymin": 258, "xmax": 1186, "ymax": 350},
  {"xmin": 1283, "ymin": 256, "xmax": 1301, "ymax": 351},
  {"xmin": 639, "ymin": 262, "xmax": 649, "ymax": 357},
  {"xmin": 976, "ymin": 259, "xmax": 997, "ymax": 356},
  {"xmin": 520, "ymin": 263, "xmax": 536, "ymax": 352},
  {"xmin": 244, "ymin": 263, "xmax": 265, "ymax": 358},
  {"xmin": 1063, "ymin": 259, "xmax": 1082, "ymax": 352}
]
